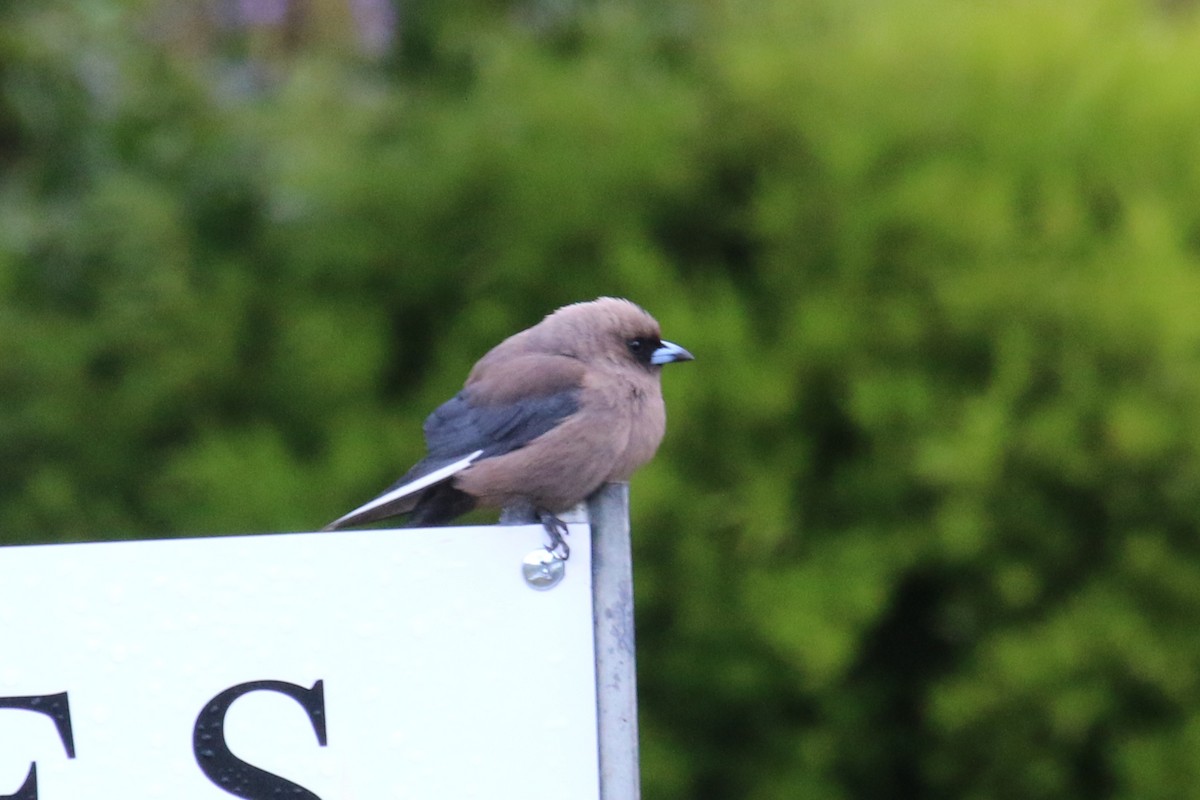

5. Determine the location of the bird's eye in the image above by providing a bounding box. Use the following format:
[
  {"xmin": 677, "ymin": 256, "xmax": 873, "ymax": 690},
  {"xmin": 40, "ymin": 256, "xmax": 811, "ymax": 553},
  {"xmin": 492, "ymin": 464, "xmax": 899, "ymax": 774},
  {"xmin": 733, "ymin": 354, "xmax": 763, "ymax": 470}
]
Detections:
[{"xmin": 627, "ymin": 336, "xmax": 659, "ymax": 364}]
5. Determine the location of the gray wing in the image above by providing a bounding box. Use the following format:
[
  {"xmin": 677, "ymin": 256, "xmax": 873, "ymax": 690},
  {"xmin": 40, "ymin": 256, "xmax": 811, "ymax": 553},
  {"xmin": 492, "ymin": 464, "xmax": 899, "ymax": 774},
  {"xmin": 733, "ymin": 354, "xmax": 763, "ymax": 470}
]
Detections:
[
  {"xmin": 322, "ymin": 386, "xmax": 580, "ymax": 530},
  {"xmin": 423, "ymin": 387, "xmax": 580, "ymax": 460}
]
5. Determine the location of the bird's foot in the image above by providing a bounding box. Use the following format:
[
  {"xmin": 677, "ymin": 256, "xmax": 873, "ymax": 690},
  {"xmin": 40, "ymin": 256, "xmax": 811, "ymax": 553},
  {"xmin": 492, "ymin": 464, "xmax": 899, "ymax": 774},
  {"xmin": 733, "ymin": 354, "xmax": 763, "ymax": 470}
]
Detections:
[{"xmin": 537, "ymin": 509, "xmax": 571, "ymax": 561}]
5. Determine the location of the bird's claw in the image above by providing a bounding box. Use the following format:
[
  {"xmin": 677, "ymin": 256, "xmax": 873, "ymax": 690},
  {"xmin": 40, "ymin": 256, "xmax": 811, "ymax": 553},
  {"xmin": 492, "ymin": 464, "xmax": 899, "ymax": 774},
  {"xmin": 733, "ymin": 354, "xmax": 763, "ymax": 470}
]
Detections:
[{"xmin": 537, "ymin": 510, "xmax": 571, "ymax": 561}]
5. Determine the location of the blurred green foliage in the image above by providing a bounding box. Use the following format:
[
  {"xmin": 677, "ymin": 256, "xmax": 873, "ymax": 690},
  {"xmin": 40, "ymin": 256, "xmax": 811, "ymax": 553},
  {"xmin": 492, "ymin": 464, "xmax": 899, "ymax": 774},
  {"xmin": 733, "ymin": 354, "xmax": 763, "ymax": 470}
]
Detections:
[{"xmin": 6, "ymin": 0, "xmax": 1200, "ymax": 796}]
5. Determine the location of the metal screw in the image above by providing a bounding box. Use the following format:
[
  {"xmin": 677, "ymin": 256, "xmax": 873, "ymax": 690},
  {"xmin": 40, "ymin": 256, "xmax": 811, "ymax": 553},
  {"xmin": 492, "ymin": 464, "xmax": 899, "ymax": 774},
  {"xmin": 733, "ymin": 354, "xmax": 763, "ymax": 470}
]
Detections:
[{"xmin": 522, "ymin": 549, "xmax": 566, "ymax": 590}]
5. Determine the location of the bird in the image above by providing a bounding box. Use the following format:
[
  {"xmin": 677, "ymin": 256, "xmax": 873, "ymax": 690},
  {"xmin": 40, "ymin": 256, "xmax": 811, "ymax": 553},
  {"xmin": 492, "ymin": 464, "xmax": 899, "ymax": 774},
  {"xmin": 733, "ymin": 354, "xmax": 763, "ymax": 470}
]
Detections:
[{"xmin": 322, "ymin": 297, "xmax": 693, "ymax": 558}]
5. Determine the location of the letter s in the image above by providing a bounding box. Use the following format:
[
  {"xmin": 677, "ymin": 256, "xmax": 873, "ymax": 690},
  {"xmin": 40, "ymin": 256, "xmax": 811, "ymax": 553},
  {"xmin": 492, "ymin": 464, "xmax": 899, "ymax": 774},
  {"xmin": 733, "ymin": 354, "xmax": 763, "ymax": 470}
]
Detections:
[{"xmin": 193, "ymin": 680, "xmax": 326, "ymax": 800}]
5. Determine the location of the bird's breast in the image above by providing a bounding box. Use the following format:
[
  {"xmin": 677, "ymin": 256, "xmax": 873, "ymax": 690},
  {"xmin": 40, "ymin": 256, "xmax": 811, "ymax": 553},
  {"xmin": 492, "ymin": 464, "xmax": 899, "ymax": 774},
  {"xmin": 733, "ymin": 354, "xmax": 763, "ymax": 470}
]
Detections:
[{"xmin": 606, "ymin": 377, "xmax": 666, "ymax": 481}]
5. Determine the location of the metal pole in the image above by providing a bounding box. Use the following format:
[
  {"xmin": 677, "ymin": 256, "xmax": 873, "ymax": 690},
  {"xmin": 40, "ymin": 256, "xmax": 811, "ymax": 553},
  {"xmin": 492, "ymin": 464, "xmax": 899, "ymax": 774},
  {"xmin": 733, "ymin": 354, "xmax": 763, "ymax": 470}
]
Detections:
[{"xmin": 588, "ymin": 482, "xmax": 641, "ymax": 800}]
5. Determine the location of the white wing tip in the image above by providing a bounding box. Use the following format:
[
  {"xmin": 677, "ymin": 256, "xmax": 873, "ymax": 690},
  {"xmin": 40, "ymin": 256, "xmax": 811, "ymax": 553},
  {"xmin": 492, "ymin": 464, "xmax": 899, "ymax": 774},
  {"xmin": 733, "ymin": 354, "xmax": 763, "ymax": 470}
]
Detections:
[{"xmin": 325, "ymin": 450, "xmax": 484, "ymax": 530}]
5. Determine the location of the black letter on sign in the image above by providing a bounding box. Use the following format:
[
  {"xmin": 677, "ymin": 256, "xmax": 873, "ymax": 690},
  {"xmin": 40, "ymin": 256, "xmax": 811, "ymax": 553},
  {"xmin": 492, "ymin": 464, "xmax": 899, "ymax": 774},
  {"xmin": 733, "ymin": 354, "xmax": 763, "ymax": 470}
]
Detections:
[
  {"xmin": 193, "ymin": 680, "xmax": 327, "ymax": 800},
  {"xmin": 0, "ymin": 693, "xmax": 75, "ymax": 800}
]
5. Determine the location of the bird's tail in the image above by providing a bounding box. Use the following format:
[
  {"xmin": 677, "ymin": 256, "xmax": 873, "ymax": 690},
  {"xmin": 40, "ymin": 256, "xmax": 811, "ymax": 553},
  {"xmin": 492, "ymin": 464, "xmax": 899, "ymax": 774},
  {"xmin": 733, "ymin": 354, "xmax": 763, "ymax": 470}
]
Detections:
[{"xmin": 322, "ymin": 450, "xmax": 483, "ymax": 530}]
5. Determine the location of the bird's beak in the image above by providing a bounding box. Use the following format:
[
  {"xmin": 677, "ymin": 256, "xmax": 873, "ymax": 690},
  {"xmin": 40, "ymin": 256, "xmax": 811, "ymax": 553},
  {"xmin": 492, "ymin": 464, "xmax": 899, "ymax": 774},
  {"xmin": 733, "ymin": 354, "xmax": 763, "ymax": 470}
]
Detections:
[{"xmin": 650, "ymin": 339, "xmax": 695, "ymax": 365}]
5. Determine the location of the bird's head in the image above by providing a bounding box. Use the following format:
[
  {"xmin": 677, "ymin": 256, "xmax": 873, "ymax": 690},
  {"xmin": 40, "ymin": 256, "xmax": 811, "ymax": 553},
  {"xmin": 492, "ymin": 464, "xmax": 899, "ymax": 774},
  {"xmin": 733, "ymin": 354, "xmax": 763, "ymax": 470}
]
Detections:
[{"xmin": 538, "ymin": 297, "xmax": 694, "ymax": 372}]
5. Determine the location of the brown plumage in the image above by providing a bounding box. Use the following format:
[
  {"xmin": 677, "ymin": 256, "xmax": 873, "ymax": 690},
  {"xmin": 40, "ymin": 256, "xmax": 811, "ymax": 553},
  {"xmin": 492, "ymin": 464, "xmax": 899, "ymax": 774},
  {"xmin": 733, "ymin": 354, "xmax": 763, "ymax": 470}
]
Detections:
[{"xmin": 322, "ymin": 298, "xmax": 693, "ymax": 546}]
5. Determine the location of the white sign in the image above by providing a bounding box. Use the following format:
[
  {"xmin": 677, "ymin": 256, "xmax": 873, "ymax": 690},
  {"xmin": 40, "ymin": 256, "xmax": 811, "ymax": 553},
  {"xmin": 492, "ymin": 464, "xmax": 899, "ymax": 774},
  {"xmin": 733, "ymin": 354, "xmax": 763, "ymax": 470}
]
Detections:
[{"xmin": 0, "ymin": 523, "xmax": 599, "ymax": 799}]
